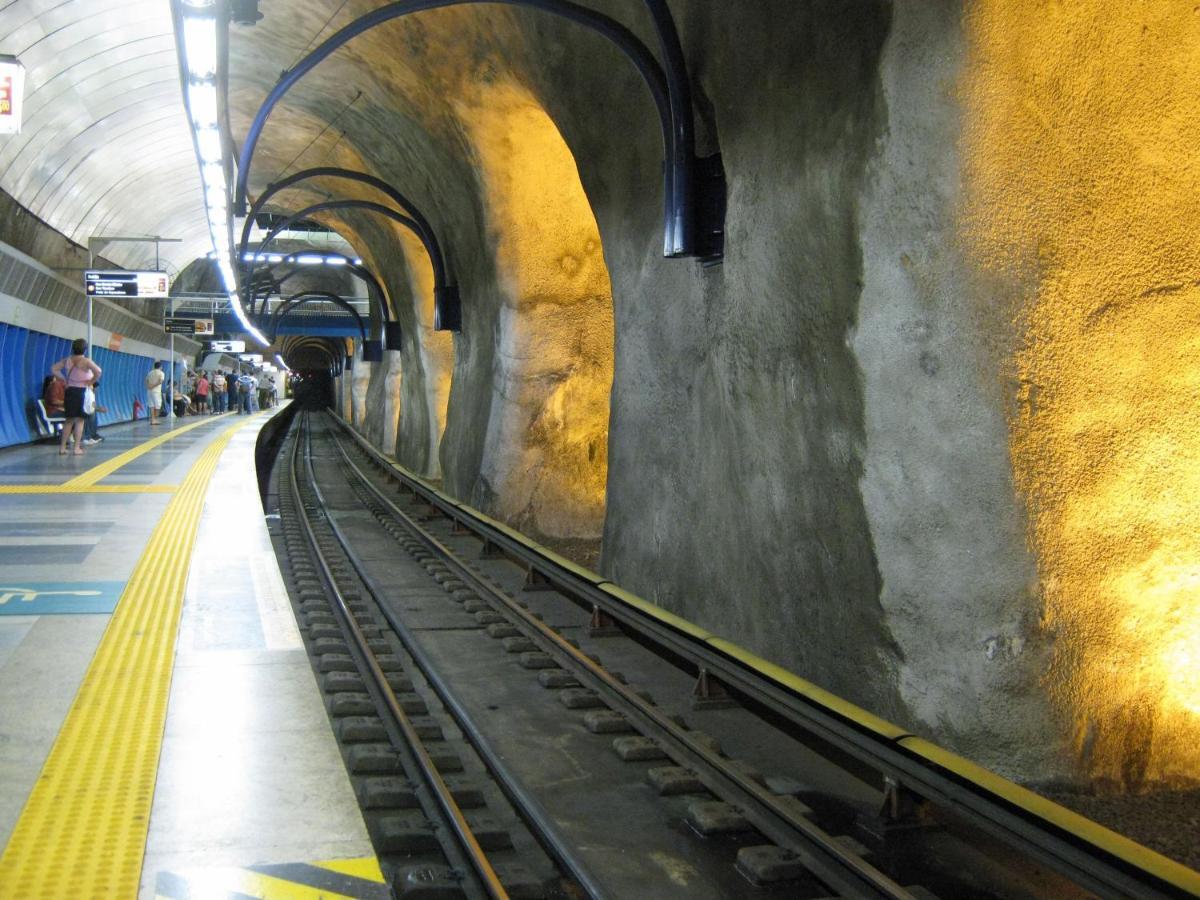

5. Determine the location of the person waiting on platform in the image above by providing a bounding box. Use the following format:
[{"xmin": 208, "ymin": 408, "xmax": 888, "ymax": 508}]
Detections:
[
  {"xmin": 42, "ymin": 374, "xmax": 65, "ymax": 417},
  {"xmin": 237, "ymin": 371, "xmax": 255, "ymax": 414},
  {"xmin": 51, "ymin": 338, "xmax": 101, "ymax": 456},
  {"xmin": 195, "ymin": 370, "xmax": 210, "ymax": 414},
  {"xmin": 226, "ymin": 369, "xmax": 238, "ymax": 412},
  {"xmin": 212, "ymin": 371, "xmax": 226, "ymax": 413},
  {"xmin": 145, "ymin": 361, "xmax": 165, "ymax": 426},
  {"xmin": 83, "ymin": 380, "xmax": 107, "ymax": 445},
  {"xmin": 172, "ymin": 382, "xmax": 191, "ymax": 418}
]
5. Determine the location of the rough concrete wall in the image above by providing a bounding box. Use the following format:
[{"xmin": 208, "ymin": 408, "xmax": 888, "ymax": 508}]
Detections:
[
  {"xmin": 227, "ymin": 0, "xmax": 1200, "ymax": 786},
  {"xmin": 854, "ymin": 3, "xmax": 1058, "ymax": 776},
  {"xmin": 521, "ymin": 0, "xmax": 908, "ymax": 723},
  {"xmin": 351, "ymin": 353, "xmax": 372, "ymax": 430},
  {"xmin": 958, "ymin": 1, "xmax": 1200, "ymax": 788}
]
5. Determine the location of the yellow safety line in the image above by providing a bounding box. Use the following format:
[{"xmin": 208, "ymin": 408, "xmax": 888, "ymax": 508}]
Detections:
[
  {"xmin": 156, "ymin": 867, "xmax": 362, "ymax": 900},
  {"xmin": 62, "ymin": 413, "xmax": 233, "ymax": 489},
  {"xmin": 313, "ymin": 857, "xmax": 386, "ymax": 882},
  {"xmin": 0, "ymin": 484, "xmax": 177, "ymax": 494},
  {"xmin": 0, "ymin": 416, "xmax": 254, "ymax": 900}
]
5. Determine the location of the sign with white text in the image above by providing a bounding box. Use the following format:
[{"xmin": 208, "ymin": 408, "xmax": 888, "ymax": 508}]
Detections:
[
  {"xmin": 164, "ymin": 317, "xmax": 198, "ymax": 334},
  {"xmin": 0, "ymin": 57, "xmax": 25, "ymax": 135},
  {"xmin": 85, "ymin": 270, "xmax": 170, "ymax": 299}
]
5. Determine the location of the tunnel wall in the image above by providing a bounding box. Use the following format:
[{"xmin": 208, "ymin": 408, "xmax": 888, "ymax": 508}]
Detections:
[{"xmin": 222, "ymin": 0, "xmax": 1200, "ymax": 786}]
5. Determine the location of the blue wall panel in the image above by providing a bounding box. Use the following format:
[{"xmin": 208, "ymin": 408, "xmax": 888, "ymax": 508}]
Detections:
[{"xmin": 0, "ymin": 325, "xmax": 161, "ymax": 449}]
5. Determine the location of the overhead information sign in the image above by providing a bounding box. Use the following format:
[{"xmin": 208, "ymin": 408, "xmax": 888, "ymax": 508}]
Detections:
[
  {"xmin": 85, "ymin": 270, "xmax": 170, "ymax": 299},
  {"xmin": 0, "ymin": 57, "xmax": 25, "ymax": 135},
  {"xmin": 194, "ymin": 319, "xmax": 215, "ymax": 335},
  {"xmin": 164, "ymin": 317, "xmax": 198, "ymax": 334},
  {"xmin": 210, "ymin": 340, "xmax": 246, "ymax": 353}
]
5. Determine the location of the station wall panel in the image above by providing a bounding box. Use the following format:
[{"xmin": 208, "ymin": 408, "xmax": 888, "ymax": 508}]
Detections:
[{"xmin": 0, "ymin": 322, "xmax": 162, "ymax": 449}]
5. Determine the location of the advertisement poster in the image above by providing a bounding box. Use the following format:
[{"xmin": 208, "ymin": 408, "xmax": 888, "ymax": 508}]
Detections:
[{"xmin": 0, "ymin": 58, "xmax": 24, "ymax": 135}]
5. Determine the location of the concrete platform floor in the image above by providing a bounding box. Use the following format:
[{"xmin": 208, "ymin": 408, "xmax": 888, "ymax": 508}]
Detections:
[{"xmin": 0, "ymin": 406, "xmax": 377, "ymax": 898}]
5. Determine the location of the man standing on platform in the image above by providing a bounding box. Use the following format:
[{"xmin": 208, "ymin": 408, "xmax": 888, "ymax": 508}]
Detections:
[{"xmin": 144, "ymin": 361, "xmax": 164, "ymax": 426}]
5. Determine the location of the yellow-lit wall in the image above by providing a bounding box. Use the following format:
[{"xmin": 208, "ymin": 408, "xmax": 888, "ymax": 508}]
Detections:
[
  {"xmin": 963, "ymin": 2, "xmax": 1200, "ymax": 786},
  {"xmin": 455, "ymin": 81, "xmax": 614, "ymax": 538}
]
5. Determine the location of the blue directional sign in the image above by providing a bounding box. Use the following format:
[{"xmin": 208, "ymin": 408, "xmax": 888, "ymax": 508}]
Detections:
[{"xmin": 0, "ymin": 581, "xmax": 125, "ymax": 615}]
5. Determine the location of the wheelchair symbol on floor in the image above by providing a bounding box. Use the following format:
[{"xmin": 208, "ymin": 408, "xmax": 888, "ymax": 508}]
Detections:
[{"xmin": 0, "ymin": 586, "xmax": 102, "ymax": 605}]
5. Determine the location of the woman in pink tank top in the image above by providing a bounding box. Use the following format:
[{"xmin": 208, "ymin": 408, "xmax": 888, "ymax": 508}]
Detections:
[{"xmin": 51, "ymin": 338, "xmax": 102, "ymax": 456}]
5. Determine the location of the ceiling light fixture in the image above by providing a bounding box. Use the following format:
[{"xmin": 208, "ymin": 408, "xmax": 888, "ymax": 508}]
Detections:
[{"xmin": 175, "ymin": 1, "xmax": 267, "ymax": 346}]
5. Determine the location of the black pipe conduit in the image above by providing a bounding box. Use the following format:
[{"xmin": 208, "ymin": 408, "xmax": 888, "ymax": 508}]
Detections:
[
  {"xmin": 233, "ymin": 0, "xmax": 699, "ymax": 256},
  {"xmin": 253, "ymin": 258, "xmax": 389, "ymax": 326},
  {"xmin": 244, "ymin": 200, "xmax": 418, "ymax": 320},
  {"xmin": 239, "ymin": 167, "xmax": 454, "ymax": 308}
]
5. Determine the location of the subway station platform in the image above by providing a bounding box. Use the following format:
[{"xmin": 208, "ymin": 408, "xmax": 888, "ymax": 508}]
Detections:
[{"xmin": 0, "ymin": 408, "xmax": 382, "ymax": 899}]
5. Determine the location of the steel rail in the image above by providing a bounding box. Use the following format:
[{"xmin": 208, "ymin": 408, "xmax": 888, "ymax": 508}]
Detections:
[
  {"xmin": 323, "ymin": 414, "xmax": 909, "ymax": 899},
  {"xmin": 287, "ymin": 414, "xmax": 509, "ymax": 899},
  {"xmin": 327, "ymin": 412, "xmax": 1197, "ymax": 900},
  {"xmin": 316, "ymin": 436, "xmax": 608, "ymax": 900}
]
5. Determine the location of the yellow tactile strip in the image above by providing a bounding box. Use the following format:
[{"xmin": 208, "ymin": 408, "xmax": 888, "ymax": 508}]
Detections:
[
  {"xmin": 0, "ymin": 416, "xmax": 253, "ymax": 900},
  {"xmin": 0, "ymin": 485, "xmax": 177, "ymax": 494},
  {"xmin": 63, "ymin": 413, "xmax": 233, "ymax": 488}
]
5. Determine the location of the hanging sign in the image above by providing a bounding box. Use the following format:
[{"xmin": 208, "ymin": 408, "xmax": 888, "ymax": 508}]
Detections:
[
  {"xmin": 194, "ymin": 319, "xmax": 215, "ymax": 335},
  {"xmin": 85, "ymin": 270, "xmax": 170, "ymax": 298},
  {"xmin": 0, "ymin": 56, "xmax": 24, "ymax": 136},
  {"xmin": 164, "ymin": 317, "xmax": 198, "ymax": 334},
  {"xmin": 209, "ymin": 340, "xmax": 246, "ymax": 353}
]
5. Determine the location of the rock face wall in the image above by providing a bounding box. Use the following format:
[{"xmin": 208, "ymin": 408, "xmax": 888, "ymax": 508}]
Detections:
[{"xmin": 226, "ymin": 1, "xmax": 1200, "ymax": 787}]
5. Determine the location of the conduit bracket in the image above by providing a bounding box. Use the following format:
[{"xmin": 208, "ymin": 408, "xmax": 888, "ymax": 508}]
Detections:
[
  {"xmin": 479, "ymin": 539, "xmax": 504, "ymax": 560},
  {"xmin": 693, "ymin": 153, "xmax": 727, "ymax": 265},
  {"xmin": 691, "ymin": 667, "xmax": 737, "ymax": 710},
  {"xmin": 857, "ymin": 775, "xmax": 934, "ymax": 841},
  {"xmin": 434, "ymin": 285, "xmax": 462, "ymax": 333},
  {"xmin": 523, "ymin": 567, "xmax": 556, "ymax": 592},
  {"xmin": 587, "ymin": 605, "xmax": 622, "ymax": 638}
]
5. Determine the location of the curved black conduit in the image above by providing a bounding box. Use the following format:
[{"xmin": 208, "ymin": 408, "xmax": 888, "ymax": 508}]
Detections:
[
  {"xmin": 239, "ymin": 167, "xmax": 454, "ymax": 309},
  {"xmin": 270, "ymin": 291, "xmax": 368, "ymax": 343},
  {"xmin": 233, "ymin": 0, "xmax": 697, "ymax": 256},
  {"xmin": 243, "ymin": 200, "xmax": 420, "ymax": 320},
  {"xmin": 255, "ymin": 257, "xmax": 391, "ymax": 324}
]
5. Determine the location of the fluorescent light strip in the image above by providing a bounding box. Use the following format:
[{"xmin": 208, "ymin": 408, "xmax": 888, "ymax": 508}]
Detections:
[
  {"xmin": 275, "ymin": 354, "xmax": 291, "ymax": 372},
  {"xmin": 180, "ymin": 7, "xmax": 267, "ymax": 347}
]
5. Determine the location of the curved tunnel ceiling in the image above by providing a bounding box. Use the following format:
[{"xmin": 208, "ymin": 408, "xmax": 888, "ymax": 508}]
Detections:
[{"xmin": 0, "ymin": 0, "xmax": 210, "ymax": 273}]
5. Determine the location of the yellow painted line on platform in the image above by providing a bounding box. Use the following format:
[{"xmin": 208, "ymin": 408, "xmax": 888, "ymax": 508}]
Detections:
[
  {"xmin": 153, "ymin": 858, "xmax": 388, "ymax": 899},
  {"xmin": 313, "ymin": 856, "xmax": 386, "ymax": 883},
  {"xmin": 0, "ymin": 484, "xmax": 177, "ymax": 494},
  {"xmin": 62, "ymin": 413, "xmax": 233, "ymax": 489},
  {"xmin": 0, "ymin": 415, "xmax": 254, "ymax": 900}
]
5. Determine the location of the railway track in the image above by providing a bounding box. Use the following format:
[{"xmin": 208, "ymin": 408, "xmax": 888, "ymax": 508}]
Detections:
[{"xmin": 273, "ymin": 409, "xmax": 1199, "ymax": 899}]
